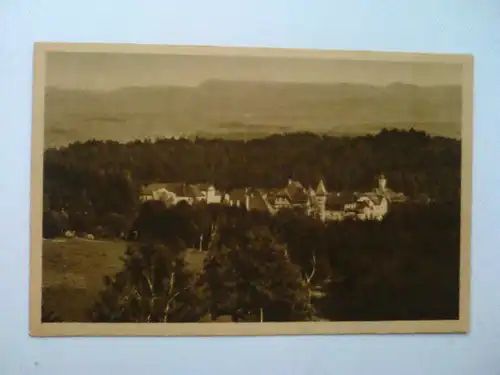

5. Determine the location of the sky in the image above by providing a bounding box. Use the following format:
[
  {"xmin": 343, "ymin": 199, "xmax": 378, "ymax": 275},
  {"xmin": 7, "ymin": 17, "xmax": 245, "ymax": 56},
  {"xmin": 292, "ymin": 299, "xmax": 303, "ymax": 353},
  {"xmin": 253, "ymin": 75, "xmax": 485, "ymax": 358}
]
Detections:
[{"xmin": 46, "ymin": 51, "xmax": 463, "ymax": 90}]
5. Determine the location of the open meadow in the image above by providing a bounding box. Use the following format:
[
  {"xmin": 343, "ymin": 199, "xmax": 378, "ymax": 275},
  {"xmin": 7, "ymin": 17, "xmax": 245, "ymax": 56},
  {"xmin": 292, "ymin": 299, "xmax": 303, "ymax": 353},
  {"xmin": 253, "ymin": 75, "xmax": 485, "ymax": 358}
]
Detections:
[
  {"xmin": 42, "ymin": 238, "xmax": 207, "ymax": 321},
  {"xmin": 42, "ymin": 238, "xmax": 128, "ymax": 321}
]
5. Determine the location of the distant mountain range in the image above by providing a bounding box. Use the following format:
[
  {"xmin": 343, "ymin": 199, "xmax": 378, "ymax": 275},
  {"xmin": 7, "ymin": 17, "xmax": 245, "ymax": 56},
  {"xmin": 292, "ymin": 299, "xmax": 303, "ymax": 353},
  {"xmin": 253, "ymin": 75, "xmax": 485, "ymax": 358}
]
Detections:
[{"xmin": 44, "ymin": 80, "xmax": 462, "ymax": 148}]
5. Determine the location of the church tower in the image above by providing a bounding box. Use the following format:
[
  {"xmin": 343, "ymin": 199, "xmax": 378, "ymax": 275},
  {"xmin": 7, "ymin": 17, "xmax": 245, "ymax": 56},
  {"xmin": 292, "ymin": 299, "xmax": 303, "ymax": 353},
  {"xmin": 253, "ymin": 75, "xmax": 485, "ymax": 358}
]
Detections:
[
  {"xmin": 378, "ymin": 174, "xmax": 387, "ymax": 193},
  {"xmin": 315, "ymin": 179, "xmax": 327, "ymax": 222}
]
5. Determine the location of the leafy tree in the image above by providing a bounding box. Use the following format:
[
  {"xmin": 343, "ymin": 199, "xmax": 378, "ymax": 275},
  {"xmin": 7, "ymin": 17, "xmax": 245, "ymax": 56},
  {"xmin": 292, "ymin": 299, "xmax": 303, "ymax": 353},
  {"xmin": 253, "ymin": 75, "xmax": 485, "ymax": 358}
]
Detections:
[
  {"xmin": 272, "ymin": 208, "xmax": 331, "ymax": 283},
  {"xmin": 90, "ymin": 242, "xmax": 209, "ymax": 322},
  {"xmin": 202, "ymin": 222, "xmax": 313, "ymax": 322}
]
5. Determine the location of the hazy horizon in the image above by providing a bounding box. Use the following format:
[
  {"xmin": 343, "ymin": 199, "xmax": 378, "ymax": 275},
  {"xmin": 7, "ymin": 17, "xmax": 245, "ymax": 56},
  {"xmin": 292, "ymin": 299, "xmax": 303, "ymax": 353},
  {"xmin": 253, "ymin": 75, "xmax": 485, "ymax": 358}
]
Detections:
[
  {"xmin": 46, "ymin": 52, "xmax": 463, "ymax": 91},
  {"xmin": 45, "ymin": 80, "xmax": 461, "ymax": 94}
]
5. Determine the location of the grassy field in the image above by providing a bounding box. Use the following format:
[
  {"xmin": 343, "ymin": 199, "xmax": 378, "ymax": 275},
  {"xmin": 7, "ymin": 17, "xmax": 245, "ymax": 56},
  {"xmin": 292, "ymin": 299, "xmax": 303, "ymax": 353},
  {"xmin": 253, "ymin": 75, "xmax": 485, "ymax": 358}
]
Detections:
[
  {"xmin": 42, "ymin": 238, "xmax": 207, "ymax": 322},
  {"xmin": 42, "ymin": 238, "xmax": 128, "ymax": 321}
]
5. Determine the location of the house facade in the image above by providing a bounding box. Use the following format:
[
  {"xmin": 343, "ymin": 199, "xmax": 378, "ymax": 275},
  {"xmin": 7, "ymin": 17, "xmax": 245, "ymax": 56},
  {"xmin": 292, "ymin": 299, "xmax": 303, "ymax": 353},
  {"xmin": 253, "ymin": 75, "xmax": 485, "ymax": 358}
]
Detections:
[
  {"xmin": 140, "ymin": 183, "xmax": 223, "ymax": 206},
  {"xmin": 139, "ymin": 174, "xmax": 406, "ymax": 223},
  {"xmin": 242, "ymin": 175, "xmax": 405, "ymax": 222}
]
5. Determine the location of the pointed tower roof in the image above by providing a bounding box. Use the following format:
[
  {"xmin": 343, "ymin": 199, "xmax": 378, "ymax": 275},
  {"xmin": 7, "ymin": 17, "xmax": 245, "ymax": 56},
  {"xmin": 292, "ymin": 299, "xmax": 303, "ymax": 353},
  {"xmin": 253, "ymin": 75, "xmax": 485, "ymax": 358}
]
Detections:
[{"xmin": 316, "ymin": 180, "xmax": 327, "ymax": 196}]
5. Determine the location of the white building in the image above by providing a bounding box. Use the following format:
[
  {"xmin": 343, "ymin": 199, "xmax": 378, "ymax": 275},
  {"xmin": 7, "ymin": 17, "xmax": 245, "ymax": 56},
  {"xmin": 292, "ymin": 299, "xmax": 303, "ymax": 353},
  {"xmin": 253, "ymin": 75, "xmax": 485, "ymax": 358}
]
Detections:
[{"xmin": 140, "ymin": 183, "xmax": 222, "ymax": 206}]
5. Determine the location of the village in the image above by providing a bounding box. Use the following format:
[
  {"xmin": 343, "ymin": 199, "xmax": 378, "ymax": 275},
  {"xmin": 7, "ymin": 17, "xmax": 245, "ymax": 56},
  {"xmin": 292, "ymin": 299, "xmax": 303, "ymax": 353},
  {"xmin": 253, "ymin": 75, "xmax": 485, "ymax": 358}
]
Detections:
[{"xmin": 139, "ymin": 174, "xmax": 409, "ymax": 222}]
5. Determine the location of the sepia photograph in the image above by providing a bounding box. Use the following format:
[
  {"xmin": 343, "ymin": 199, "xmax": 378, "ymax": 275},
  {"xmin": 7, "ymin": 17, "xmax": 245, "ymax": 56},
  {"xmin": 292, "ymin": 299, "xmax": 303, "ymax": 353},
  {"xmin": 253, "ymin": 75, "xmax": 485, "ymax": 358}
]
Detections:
[{"xmin": 30, "ymin": 43, "xmax": 473, "ymax": 337}]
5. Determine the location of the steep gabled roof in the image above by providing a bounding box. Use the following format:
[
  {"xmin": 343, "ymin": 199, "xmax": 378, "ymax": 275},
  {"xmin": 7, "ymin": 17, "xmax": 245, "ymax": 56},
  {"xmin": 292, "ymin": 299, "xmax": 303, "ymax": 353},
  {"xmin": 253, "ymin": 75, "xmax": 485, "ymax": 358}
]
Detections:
[
  {"xmin": 316, "ymin": 180, "xmax": 327, "ymax": 196},
  {"xmin": 248, "ymin": 190, "xmax": 276, "ymax": 214},
  {"xmin": 284, "ymin": 184, "xmax": 309, "ymax": 204}
]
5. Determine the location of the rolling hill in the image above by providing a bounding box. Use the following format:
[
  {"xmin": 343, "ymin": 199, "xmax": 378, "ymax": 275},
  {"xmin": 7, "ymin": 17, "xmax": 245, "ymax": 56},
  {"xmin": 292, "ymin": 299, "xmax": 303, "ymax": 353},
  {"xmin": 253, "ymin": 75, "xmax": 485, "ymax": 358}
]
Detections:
[{"xmin": 44, "ymin": 80, "xmax": 462, "ymax": 148}]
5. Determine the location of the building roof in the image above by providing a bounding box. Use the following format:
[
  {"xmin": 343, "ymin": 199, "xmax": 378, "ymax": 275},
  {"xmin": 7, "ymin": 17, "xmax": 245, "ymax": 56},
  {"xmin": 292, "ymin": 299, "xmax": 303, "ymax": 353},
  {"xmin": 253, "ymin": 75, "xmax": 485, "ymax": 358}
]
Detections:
[
  {"xmin": 373, "ymin": 187, "xmax": 394, "ymax": 194},
  {"xmin": 316, "ymin": 180, "xmax": 327, "ymax": 196},
  {"xmin": 141, "ymin": 183, "xmax": 206, "ymax": 198},
  {"xmin": 285, "ymin": 186, "xmax": 308, "ymax": 203},
  {"xmin": 267, "ymin": 187, "xmax": 286, "ymax": 195},
  {"xmin": 371, "ymin": 187, "xmax": 408, "ymax": 202},
  {"xmin": 262, "ymin": 188, "xmax": 291, "ymax": 205},
  {"xmin": 142, "ymin": 183, "xmax": 181, "ymax": 196},
  {"xmin": 325, "ymin": 193, "xmax": 356, "ymax": 210},
  {"xmin": 224, "ymin": 188, "xmax": 275, "ymax": 214},
  {"xmin": 357, "ymin": 192, "xmax": 385, "ymax": 206},
  {"xmin": 287, "ymin": 179, "xmax": 303, "ymax": 188},
  {"xmin": 248, "ymin": 190, "xmax": 276, "ymax": 214}
]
